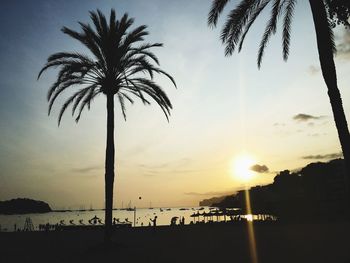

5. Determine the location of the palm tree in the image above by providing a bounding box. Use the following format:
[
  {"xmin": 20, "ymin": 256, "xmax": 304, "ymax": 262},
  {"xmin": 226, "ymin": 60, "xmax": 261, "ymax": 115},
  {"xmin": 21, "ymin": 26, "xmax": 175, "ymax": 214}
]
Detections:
[
  {"xmin": 38, "ymin": 9, "xmax": 176, "ymax": 243},
  {"xmin": 208, "ymin": 0, "xmax": 350, "ymax": 189}
]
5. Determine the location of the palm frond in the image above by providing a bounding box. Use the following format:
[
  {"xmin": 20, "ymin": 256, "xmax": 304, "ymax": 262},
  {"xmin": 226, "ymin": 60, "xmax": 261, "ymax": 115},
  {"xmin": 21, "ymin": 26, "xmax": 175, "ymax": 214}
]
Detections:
[
  {"xmin": 238, "ymin": 0, "xmax": 270, "ymax": 52},
  {"xmin": 61, "ymin": 26, "xmax": 106, "ymax": 69},
  {"xmin": 72, "ymin": 86, "xmax": 94, "ymax": 116},
  {"xmin": 57, "ymin": 86, "xmax": 98, "ymax": 125},
  {"xmin": 48, "ymin": 79, "xmax": 83, "ymax": 115},
  {"xmin": 221, "ymin": 0, "xmax": 264, "ymax": 56},
  {"xmin": 75, "ymin": 88, "xmax": 100, "ymax": 122},
  {"xmin": 118, "ymin": 94, "xmax": 127, "ymax": 120},
  {"xmin": 282, "ymin": 0, "xmax": 296, "ymax": 61},
  {"xmin": 257, "ymin": 0, "xmax": 284, "ymax": 68},
  {"xmin": 327, "ymin": 16, "xmax": 336, "ymax": 54},
  {"xmin": 208, "ymin": 0, "xmax": 231, "ymax": 27}
]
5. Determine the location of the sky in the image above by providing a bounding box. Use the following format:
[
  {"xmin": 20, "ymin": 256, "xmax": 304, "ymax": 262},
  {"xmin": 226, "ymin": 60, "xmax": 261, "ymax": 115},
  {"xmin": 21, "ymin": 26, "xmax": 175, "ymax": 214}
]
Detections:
[{"xmin": 0, "ymin": 0, "xmax": 349, "ymax": 209}]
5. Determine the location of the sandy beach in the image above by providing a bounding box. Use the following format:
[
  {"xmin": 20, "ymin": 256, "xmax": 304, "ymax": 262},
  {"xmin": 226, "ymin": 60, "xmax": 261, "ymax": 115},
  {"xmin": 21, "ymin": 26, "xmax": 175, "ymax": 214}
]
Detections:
[{"xmin": 1, "ymin": 221, "xmax": 349, "ymax": 263}]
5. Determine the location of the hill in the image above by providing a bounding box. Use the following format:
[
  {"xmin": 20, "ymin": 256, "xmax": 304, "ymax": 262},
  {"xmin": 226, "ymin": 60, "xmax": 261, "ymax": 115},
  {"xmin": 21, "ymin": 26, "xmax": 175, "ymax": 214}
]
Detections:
[
  {"xmin": 199, "ymin": 196, "xmax": 226, "ymax": 206},
  {"xmin": 0, "ymin": 198, "xmax": 52, "ymax": 214},
  {"xmin": 204, "ymin": 159, "xmax": 348, "ymax": 220}
]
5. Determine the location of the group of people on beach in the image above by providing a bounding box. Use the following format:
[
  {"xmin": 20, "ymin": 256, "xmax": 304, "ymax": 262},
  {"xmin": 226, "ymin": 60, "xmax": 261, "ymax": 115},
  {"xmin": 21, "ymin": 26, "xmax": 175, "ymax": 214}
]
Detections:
[{"xmin": 170, "ymin": 216, "xmax": 185, "ymax": 226}]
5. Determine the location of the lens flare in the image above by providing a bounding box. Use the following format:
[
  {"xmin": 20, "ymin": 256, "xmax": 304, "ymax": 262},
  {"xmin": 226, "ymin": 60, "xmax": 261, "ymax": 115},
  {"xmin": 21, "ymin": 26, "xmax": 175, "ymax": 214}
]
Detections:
[{"xmin": 245, "ymin": 189, "xmax": 258, "ymax": 263}]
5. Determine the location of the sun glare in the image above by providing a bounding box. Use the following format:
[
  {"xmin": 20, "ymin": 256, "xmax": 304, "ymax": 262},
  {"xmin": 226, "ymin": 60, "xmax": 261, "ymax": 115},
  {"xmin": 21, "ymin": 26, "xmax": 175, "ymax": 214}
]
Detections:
[{"xmin": 232, "ymin": 155, "xmax": 256, "ymax": 182}]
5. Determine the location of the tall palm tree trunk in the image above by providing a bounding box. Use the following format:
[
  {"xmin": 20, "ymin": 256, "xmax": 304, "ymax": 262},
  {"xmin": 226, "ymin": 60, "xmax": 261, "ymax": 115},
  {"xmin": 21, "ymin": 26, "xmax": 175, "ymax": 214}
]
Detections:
[
  {"xmin": 309, "ymin": 0, "xmax": 350, "ymax": 198},
  {"xmin": 104, "ymin": 93, "xmax": 115, "ymax": 243}
]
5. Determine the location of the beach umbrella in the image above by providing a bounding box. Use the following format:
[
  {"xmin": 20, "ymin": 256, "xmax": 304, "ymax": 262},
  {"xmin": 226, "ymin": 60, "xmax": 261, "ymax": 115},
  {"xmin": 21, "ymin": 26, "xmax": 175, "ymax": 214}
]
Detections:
[
  {"xmin": 225, "ymin": 209, "xmax": 244, "ymax": 221},
  {"xmin": 202, "ymin": 212, "xmax": 211, "ymax": 223},
  {"xmin": 198, "ymin": 212, "xmax": 205, "ymax": 222},
  {"xmin": 113, "ymin": 218, "xmax": 120, "ymax": 224},
  {"xmin": 90, "ymin": 215, "xmax": 100, "ymax": 225},
  {"xmin": 210, "ymin": 211, "xmax": 220, "ymax": 222}
]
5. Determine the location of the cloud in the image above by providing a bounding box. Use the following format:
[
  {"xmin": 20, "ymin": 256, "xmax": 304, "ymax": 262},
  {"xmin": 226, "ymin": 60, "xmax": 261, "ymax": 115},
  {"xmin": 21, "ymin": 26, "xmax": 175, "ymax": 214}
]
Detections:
[
  {"xmin": 307, "ymin": 133, "xmax": 327, "ymax": 137},
  {"xmin": 138, "ymin": 158, "xmax": 196, "ymax": 177},
  {"xmin": 141, "ymin": 168, "xmax": 199, "ymax": 177},
  {"xmin": 293, "ymin": 113, "xmax": 325, "ymax": 122},
  {"xmin": 301, "ymin": 152, "xmax": 343, "ymax": 160},
  {"xmin": 308, "ymin": 65, "xmax": 320, "ymax": 75},
  {"xmin": 250, "ymin": 164, "xmax": 269, "ymax": 173},
  {"xmin": 273, "ymin": 122, "xmax": 286, "ymax": 127},
  {"xmin": 336, "ymin": 29, "xmax": 350, "ymax": 60},
  {"xmin": 71, "ymin": 165, "xmax": 102, "ymax": 173}
]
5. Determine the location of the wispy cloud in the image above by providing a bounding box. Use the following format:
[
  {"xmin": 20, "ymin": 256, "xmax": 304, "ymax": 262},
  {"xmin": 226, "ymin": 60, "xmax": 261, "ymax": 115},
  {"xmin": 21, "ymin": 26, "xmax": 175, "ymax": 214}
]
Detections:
[
  {"xmin": 71, "ymin": 165, "xmax": 102, "ymax": 173},
  {"xmin": 308, "ymin": 65, "xmax": 320, "ymax": 75},
  {"xmin": 250, "ymin": 164, "xmax": 269, "ymax": 173},
  {"xmin": 184, "ymin": 190, "xmax": 234, "ymax": 197},
  {"xmin": 138, "ymin": 157, "xmax": 195, "ymax": 177},
  {"xmin": 301, "ymin": 152, "xmax": 343, "ymax": 160},
  {"xmin": 307, "ymin": 133, "xmax": 327, "ymax": 137}
]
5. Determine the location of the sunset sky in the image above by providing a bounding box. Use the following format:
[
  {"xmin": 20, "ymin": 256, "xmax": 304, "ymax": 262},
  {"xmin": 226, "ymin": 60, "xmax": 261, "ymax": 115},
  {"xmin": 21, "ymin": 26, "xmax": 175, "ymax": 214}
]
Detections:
[{"xmin": 0, "ymin": 0, "xmax": 349, "ymax": 209}]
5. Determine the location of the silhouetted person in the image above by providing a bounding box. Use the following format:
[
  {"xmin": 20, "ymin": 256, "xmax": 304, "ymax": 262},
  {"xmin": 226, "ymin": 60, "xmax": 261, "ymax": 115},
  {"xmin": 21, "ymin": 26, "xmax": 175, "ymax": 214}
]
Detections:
[
  {"xmin": 150, "ymin": 216, "xmax": 157, "ymax": 227},
  {"xmin": 181, "ymin": 217, "xmax": 185, "ymax": 225},
  {"xmin": 170, "ymin": 217, "xmax": 177, "ymax": 226}
]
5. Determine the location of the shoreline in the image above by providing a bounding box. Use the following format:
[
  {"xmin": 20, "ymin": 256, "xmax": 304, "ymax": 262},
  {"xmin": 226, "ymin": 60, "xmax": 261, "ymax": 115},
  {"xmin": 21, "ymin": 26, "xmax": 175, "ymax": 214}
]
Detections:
[{"xmin": 1, "ymin": 221, "xmax": 349, "ymax": 263}]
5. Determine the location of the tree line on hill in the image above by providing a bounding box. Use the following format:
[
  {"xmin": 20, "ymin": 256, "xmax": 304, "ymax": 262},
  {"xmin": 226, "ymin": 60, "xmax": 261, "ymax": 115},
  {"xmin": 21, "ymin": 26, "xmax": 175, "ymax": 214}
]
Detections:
[{"xmin": 203, "ymin": 159, "xmax": 348, "ymax": 221}]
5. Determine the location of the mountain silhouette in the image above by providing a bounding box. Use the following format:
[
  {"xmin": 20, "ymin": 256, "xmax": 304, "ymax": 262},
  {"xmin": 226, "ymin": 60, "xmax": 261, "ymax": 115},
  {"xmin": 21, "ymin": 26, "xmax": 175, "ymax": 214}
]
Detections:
[
  {"xmin": 0, "ymin": 198, "xmax": 52, "ymax": 214},
  {"xmin": 211, "ymin": 159, "xmax": 347, "ymax": 221}
]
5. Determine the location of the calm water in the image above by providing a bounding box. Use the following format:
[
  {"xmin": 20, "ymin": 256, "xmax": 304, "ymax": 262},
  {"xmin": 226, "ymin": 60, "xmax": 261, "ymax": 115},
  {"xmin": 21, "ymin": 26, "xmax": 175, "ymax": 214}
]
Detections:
[{"xmin": 0, "ymin": 207, "xmax": 216, "ymax": 231}]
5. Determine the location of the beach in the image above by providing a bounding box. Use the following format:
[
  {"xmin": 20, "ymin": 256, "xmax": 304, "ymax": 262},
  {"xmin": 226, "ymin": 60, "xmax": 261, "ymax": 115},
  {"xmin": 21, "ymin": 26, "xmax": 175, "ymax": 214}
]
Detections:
[{"xmin": 1, "ymin": 221, "xmax": 349, "ymax": 263}]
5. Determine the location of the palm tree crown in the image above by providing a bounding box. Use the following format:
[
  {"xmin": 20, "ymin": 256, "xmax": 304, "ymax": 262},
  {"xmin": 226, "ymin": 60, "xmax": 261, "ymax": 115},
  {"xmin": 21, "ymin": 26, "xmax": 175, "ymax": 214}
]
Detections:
[
  {"xmin": 38, "ymin": 9, "xmax": 176, "ymax": 124},
  {"xmin": 208, "ymin": 0, "xmax": 336, "ymax": 68}
]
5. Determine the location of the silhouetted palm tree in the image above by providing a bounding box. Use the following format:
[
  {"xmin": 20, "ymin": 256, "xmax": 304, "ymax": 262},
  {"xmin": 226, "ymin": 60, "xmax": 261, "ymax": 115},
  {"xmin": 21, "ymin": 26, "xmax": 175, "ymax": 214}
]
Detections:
[
  {"xmin": 38, "ymin": 9, "xmax": 176, "ymax": 242},
  {"xmin": 208, "ymin": 0, "xmax": 350, "ymax": 184}
]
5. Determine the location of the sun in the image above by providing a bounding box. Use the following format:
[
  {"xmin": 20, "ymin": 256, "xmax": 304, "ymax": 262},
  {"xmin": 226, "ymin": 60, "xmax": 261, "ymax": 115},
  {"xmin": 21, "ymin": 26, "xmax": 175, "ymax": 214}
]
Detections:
[{"xmin": 231, "ymin": 155, "xmax": 256, "ymax": 182}]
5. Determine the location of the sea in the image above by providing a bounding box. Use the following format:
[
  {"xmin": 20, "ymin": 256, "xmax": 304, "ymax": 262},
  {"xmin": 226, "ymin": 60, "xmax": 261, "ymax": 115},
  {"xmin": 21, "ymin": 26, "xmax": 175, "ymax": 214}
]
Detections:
[{"xmin": 0, "ymin": 207, "xmax": 221, "ymax": 232}]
